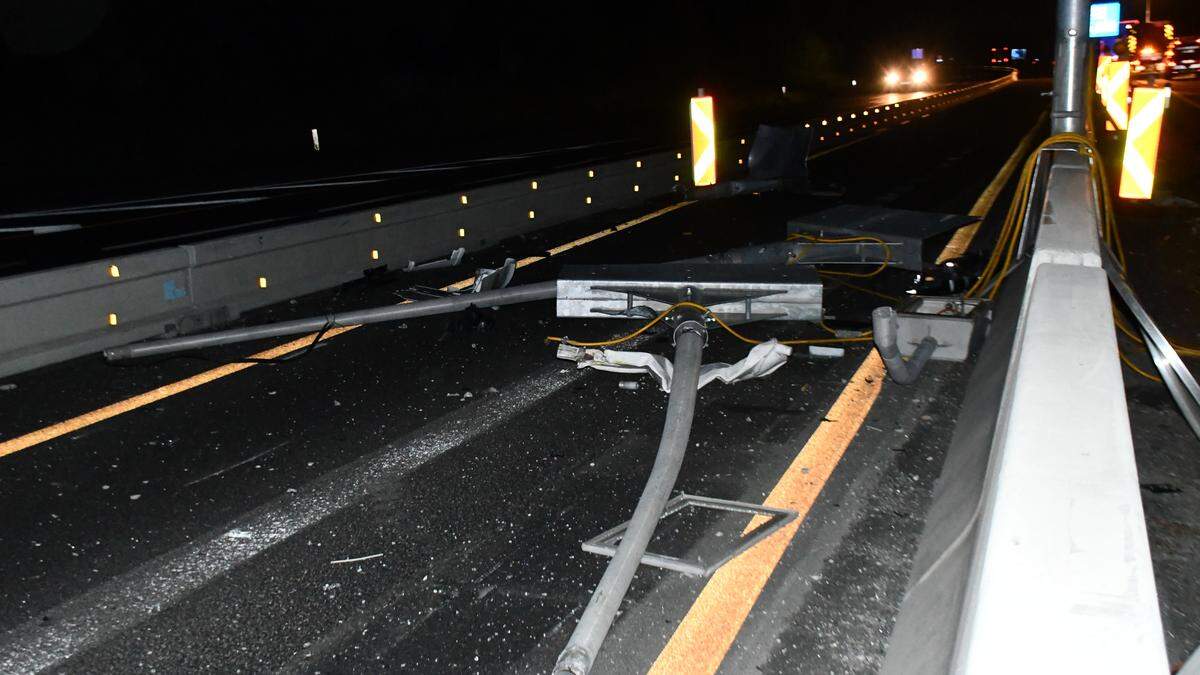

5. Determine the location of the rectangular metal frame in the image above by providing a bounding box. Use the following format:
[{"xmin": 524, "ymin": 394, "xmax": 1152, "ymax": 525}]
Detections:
[
  {"xmin": 895, "ymin": 295, "xmax": 988, "ymax": 362},
  {"xmin": 556, "ymin": 263, "xmax": 822, "ymax": 322},
  {"xmin": 581, "ymin": 493, "xmax": 797, "ymax": 578}
]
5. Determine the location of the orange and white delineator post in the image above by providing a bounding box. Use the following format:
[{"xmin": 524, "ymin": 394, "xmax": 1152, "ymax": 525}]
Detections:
[
  {"xmin": 690, "ymin": 96, "xmax": 717, "ymax": 187},
  {"xmin": 1119, "ymin": 87, "xmax": 1169, "ymax": 200}
]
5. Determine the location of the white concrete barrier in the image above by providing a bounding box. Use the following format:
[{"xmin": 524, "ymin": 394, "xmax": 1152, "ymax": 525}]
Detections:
[{"xmin": 884, "ymin": 150, "xmax": 1168, "ymax": 674}]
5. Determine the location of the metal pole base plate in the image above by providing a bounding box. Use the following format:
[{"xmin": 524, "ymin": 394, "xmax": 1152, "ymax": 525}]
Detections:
[{"xmin": 581, "ymin": 493, "xmax": 797, "ymax": 578}]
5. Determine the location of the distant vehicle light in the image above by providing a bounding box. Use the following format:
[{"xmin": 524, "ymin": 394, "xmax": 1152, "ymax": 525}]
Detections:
[
  {"xmin": 1141, "ymin": 46, "xmax": 1158, "ymax": 58},
  {"xmin": 883, "ymin": 70, "xmax": 901, "ymax": 86},
  {"xmin": 912, "ymin": 68, "xmax": 929, "ymax": 84}
]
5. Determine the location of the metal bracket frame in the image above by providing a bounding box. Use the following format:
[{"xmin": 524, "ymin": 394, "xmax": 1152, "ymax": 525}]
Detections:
[
  {"xmin": 581, "ymin": 493, "xmax": 797, "ymax": 578},
  {"xmin": 1102, "ymin": 246, "xmax": 1200, "ymax": 441}
]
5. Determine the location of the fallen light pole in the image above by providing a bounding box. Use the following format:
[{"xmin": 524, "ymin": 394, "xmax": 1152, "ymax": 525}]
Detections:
[
  {"xmin": 100, "ymin": 209, "xmax": 978, "ymax": 670},
  {"xmin": 103, "ymin": 279, "xmax": 554, "ymax": 362},
  {"xmin": 552, "ymin": 307, "xmax": 707, "ymax": 675}
]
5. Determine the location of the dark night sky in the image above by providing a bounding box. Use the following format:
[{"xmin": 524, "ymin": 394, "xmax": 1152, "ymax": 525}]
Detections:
[{"xmin": 0, "ymin": 0, "xmax": 1195, "ymax": 205}]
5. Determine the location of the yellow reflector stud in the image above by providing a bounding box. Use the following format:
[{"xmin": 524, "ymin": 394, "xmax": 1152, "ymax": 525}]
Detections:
[
  {"xmin": 676, "ymin": 152, "xmax": 683, "ymax": 160},
  {"xmin": 460, "ymin": 194, "xmax": 469, "ymax": 205},
  {"xmin": 636, "ymin": 160, "xmax": 643, "ymax": 168},
  {"xmin": 690, "ymin": 95, "xmax": 717, "ymax": 187},
  {"xmin": 531, "ymin": 180, "xmax": 538, "ymax": 190},
  {"xmin": 674, "ymin": 174, "xmax": 680, "ymax": 182},
  {"xmin": 528, "ymin": 210, "xmax": 536, "ymax": 219},
  {"xmin": 585, "ymin": 196, "xmax": 592, "ymax": 204},
  {"xmin": 373, "ymin": 212, "xmax": 382, "ymax": 223},
  {"xmin": 633, "ymin": 185, "xmax": 640, "ymax": 192},
  {"xmin": 108, "ymin": 313, "xmax": 118, "ymax": 326},
  {"xmin": 588, "ymin": 169, "xmax": 595, "ymax": 178},
  {"xmin": 1119, "ymin": 87, "xmax": 1168, "ymax": 200},
  {"xmin": 458, "ymin": 228, "xmax": 466, "ymax": 237},
  {"xmin": 108, "ymin": 264, "xmax": 120, "ymax": 278},
  {"xmin": 258, "ymin": 277, "xmax": 268, "ymax": 289}
]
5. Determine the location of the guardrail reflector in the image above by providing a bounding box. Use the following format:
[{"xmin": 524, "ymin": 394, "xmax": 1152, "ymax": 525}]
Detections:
[
  {"xmin": 1119, "ymin": 87, "xmax": 1169, "ymax": 200},
  {"xmin": 1099, "ymin": 60, "xmax": 1130, "ymax": 130},
  {"xmin": 690, "ymin": 96, "xmax": 716, "ymax": 186}
]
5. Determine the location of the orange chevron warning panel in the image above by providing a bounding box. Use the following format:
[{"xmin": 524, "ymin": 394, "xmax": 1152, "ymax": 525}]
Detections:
[
  {"xmin": 1095, "ymin": 53, "xmax": 1112, "ymax": 94},
  {"xmin": 1119, "ymin": 87, "xmax": 1169, "ymax": 200},
  {"xmin": 690, "ymin": 96, "xmax": 717, "ymax": 186},
  {"xmin": 1099, "ymin": 60, "xmax": 1130, "ymax": 130}
]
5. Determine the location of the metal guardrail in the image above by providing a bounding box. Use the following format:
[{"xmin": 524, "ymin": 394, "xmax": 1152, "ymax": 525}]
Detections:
[
  {"xmin": 0, "ymin": 151, "xmax": 684, "ymax": 377},
  {"xmin": 0, "ymin": 77, "xmax": 1012, "ymax": 379},
  {"xmin": 883, "ymin": 149, "xmax": 1169, "ymax": 674}
]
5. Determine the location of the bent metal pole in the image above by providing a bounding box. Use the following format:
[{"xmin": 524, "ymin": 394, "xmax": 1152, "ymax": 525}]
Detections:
[
  {"xmin": 103, "ymin": 280, "xmax": 557, "ymax": 361},
  {"xmin": 553, "ymin": 314, "xmax": 707, "ymax": 675}
]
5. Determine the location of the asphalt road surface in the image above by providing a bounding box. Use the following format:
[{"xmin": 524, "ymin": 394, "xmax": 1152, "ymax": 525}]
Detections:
[{"xmin": 4, "ymin": 77, "xmax": 1194, "ymax": 672}]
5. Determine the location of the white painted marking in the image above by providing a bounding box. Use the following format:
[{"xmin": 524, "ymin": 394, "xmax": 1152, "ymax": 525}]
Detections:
[{"xmin": 0, "ymin": 364, "xmax": 585, "ymax": 673}]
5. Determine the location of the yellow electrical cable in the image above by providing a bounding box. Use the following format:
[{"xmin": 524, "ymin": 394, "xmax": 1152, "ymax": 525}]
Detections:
[
  {"xmin": 1120, "ymin": 348, "xmax": 1163, "ymax": 382},
  {"xmin": 1113, "ymin": 307, "xmax": 1200, "ymax": 358},
  {"xmin": 787, "ymin": 233, "xmax": 893, "ymax": 279},
  {"xmin": 547, "ymin": 301, "xmax": 873, "ymax": 349},
  {"xmin": 966, "ymin": 129, "xmax": 1193, "ymax": 380}
]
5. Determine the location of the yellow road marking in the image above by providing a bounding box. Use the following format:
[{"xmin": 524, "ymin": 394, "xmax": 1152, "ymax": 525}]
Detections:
[
  {"xmin": 936, "ymin": 111, "xmax": 1046, "ymax": 263},
  {"xmin": 0, "ymin": 203, "xmax": 693, "ymax": 459},
  {"xmin": 648, "ymin": 351, "xmax": 885, "ymax": 675}
]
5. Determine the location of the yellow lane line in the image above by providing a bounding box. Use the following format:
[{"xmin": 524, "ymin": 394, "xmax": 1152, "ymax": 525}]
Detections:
[
  {"xmin": 936, "ymin": 111, "xmax": 1047, "ymax": 263},
  {"xmin": 648, "ymin": 351, "xmax": 885, "ymax": 675},
  {"xmin": 0, "ymin": 202, "xmax": 694, "ymax": 459}
]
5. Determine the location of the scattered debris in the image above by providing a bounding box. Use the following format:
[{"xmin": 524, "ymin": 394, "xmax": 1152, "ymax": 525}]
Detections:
[
  {"xmin": 618, "ymin": 381, "xmax": 640, "ymax": 391},
  {"xmin": 0, "ymin": 383, "xmax": 16, "ymax": 391},
  {"xmin": 129, "ymin": 494, "xmax": 141, "ymax": 501},
  {"xmin": 331, "ymin": 553, "xmax": 384, "ymax": 565},
  {"xmin": 224, "ymin": 529, "xmax": 254, "ymax": 540},
  {"xmin": 809, "ymin": 345, "xmax": 845, "ymax": 358}
]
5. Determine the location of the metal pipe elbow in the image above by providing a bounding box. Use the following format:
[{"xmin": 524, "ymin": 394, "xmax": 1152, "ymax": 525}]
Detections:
[{"xmin": 872, "ymin": 306, "xmax": 937, "ymax": 385}]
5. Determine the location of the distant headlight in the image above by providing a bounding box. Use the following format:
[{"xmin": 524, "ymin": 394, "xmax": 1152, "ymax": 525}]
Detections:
[
  {"xmin": 884, "ymin": 70, "xmax": 901, "ymax": 86},
  {"xmin": 912, "ymin": 68, "xmax": 929, "ymax": 85}
]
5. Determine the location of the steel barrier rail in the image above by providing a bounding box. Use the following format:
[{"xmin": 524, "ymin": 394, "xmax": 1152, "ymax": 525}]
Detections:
[
  {"xmin": 883, "ymin": 150, "xmax": 1169, "ymax": 674},
  {"xmin": 0, "ymin": 75, "xmax": 1012, "ymax": 379}
]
